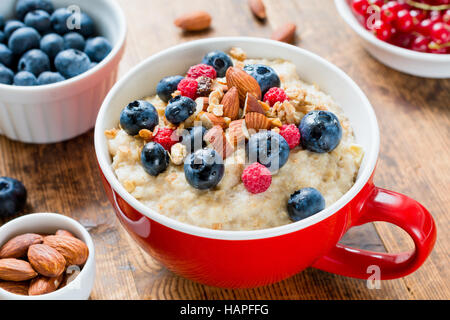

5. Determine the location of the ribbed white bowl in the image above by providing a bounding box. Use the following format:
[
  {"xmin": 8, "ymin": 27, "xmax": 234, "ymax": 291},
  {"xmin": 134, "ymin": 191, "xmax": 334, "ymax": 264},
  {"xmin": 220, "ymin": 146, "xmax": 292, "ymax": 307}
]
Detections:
[{"xmin": 0, "ymin": 0, "xmax": 127, "ymax": 144}]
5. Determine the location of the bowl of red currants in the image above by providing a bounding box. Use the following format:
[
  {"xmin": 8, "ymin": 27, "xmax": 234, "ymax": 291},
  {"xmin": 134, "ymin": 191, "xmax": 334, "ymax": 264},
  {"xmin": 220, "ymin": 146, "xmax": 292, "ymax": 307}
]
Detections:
[{"xmin": 335, "ymin": 0, "xmax": 450, "ymax": 78}]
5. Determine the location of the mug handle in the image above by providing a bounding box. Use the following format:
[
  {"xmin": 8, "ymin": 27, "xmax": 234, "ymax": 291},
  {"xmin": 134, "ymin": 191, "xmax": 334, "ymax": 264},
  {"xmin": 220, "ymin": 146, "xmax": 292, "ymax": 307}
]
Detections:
[{"xmin": 312, "ymin": 186, "xmax": 437, "ymax": 280}]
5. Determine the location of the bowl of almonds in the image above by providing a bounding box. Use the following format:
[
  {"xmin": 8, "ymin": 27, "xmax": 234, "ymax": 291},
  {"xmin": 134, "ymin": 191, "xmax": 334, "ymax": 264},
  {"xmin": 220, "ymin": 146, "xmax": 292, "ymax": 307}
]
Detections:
[{"xmin": 0, "ymin": 213, "xmax": 95, "ymax": 300}]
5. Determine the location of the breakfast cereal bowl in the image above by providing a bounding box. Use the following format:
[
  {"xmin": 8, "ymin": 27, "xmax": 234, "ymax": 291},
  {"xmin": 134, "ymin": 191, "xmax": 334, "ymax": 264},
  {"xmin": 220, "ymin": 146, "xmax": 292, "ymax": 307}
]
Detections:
[
  {"xmin": 0, "ymin": 0, "xmax": 126, "ymax": 144},
  {"xmin": 94, "ymin": 37, "xmax": 436, "ymax": 288},
  {"xmin": 335, "ymin": 0, "xmax": 450, "ymax": 78},
  {"xmin": 0, "ymin": 213, "xmax": 95, "ymax": 300}
]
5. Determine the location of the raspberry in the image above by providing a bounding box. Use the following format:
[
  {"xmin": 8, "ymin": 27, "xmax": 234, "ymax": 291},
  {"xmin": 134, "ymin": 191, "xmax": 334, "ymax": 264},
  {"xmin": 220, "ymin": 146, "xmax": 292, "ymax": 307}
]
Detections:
[
  {"xmin": 263, "ymin": 87, "xmax": 288, "ymax": 106},
  {"xmin": 153, "ymin": 127, "xmax": 179, "ymax": 151},
  {"xmin": 177, "ymin": 78, "xmax": 198, "ymax": 100},
  {"xmin": 186, "ymin": 64, "xmax": 217, "ymax": 79},
  {"xmin": 241, "ymin": 163, "xmax": 272, "ymax": 194},
  {"xmin": 280, "ymin": 124, "xmax": 300, "ymax": 149}
]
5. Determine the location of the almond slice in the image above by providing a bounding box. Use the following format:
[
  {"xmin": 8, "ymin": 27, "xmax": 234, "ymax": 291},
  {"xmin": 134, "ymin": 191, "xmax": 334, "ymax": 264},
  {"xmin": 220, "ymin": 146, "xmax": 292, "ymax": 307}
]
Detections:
[
  {"xmin": 243, "ymin": 93, "xmax": 265, "ymax": 115},
  {"xmin": 174, "ymin": 11, "xmax": 212, "ymax": 31},
  {"xmin": 271, "ymin": 23, "xmax": 297, "ymax": 44},
  {"xmin": 204, "ymin": 126, "xmax": 234, "ymax": 159},
  {"xmin": 226, "ymin": 67, "xmax": 261, "ymax": 103},
  {"xmin": 228, "ymin": 119, "xmax": 249, "ymax": 146},
  {"xmin": 196, "ymin": 112, "xmax": 227, "ymax": 129},
  {"xmin": 222, "ymin": 87, "xmax": 240, "ymax": 120},
  {"xmin": 245, "ymin": 112, "xmax": 271, "ymax": 131}
]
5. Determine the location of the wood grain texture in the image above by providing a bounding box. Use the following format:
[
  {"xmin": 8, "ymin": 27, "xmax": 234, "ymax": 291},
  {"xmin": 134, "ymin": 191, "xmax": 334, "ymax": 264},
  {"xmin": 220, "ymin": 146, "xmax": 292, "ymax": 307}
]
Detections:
[{"xmin": 0, "ymin": 0, "xmax": 448, "ymax": 300}]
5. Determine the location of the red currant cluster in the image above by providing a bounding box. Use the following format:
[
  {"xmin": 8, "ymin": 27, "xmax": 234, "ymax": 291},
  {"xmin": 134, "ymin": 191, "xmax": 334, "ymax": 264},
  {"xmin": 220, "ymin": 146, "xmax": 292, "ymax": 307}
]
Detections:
[{"xmin": 351, "ymin": 0, "xmax": 450, "ymax": 54}]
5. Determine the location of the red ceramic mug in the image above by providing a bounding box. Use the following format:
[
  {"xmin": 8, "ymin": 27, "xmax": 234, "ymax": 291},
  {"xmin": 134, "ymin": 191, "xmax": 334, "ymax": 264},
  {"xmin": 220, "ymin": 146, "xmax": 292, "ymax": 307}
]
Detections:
[{"xmin": 94, "ymin": 38, "xmax": 436, "ymax": 288}]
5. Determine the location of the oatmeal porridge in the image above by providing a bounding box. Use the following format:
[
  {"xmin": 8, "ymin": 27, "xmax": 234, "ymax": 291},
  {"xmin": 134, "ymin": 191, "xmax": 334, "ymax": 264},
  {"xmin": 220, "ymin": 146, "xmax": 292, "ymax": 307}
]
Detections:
[{"xmin": 106, "ymin": 48, "xmax": 363, "ymax": 231}]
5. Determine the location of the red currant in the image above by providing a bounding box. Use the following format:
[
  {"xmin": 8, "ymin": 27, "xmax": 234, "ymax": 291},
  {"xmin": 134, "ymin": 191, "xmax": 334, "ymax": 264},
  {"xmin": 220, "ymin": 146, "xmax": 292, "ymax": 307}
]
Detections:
[
  {"xmin": 390, "ymin": 32, "xmax": 414, "ymax": 48},
  {"xmin": 429, "ymin": 10, "xmax": 442, "ymax": 23},
  {"xmin": 352, "ymin": 0, "xmax": 369, "ymax": 15},
  {"xmin": 417, "ymin": 19, "xmax": 434, "ymax": 36},
  {"xmin": 410, "ymin": 35, "xmax": 431, "ymax": 52},
  {"xmin": 396, "ymin": 9, "xmax": 414, "ymax": 32},
  {"xmin": 373, "ymin": 20, "xmax": 395, "ymax": 41},
  {"xmin": 430, "ymin": 22, "xmax": 450, "ymax": 44},
  {"xmin": 371, "ymin": 0, "xmax": 384, "ymax": 7},
  {"xmin": 443, "ymin": 10, "xmax": 450, "ymax": 23},
  {"xmin": 380, "ymin": 6, "xmax": 398, "ymax": 24}
]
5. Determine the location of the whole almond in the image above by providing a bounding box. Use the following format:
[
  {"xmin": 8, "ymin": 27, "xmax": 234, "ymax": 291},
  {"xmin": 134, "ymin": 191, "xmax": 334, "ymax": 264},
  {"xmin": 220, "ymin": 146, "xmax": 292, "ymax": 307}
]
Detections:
[
  {"xmin": 0, "ymin": 281, "xmax": 29, "ymax": 295},
  {"xmin": 28, "ymin": 274, "xmax": 63, "ymax": 296},
  {"xmin": 245, "ymin": 112, "xmax": 272, "ymax": 131},
  {"xmin": 243, "ymin": 93, "xmax": 265, "ymax": 115},
  {"xmin": 174, "ymin": 11, "xmax": 212, "ymax": 31},
  {"xmin": 55, "ymin": 230, "xmax": 75, "ymax": 238},
  {"xmin": 0, "ymin": 258, "xmax": 37, "ymax": 281},
  {"xmin": 248, "ymin": 0, "xmax": 266, "ymax": 20},
  {"xmin": 271, "ymin": 23, "xmax": 297, "ymax": 44},
  {"xmin": 28, "ymin": 244, "xmax": 66, "ymax": 278},
  {"xmin": 0, "ymin": 233, "xmax": 43, "ymax": 259},
  {"xmin": 222, "ymin": 87, "xmax": 240, "ymax": 120},
  {"xmin": 228, "ymin": 119, "xmax": 249, "ymax": 146},
  {"xmin": 43, "ymin": 235, "xmax": 89, "ymax": 266},
  {"xmin": 226, "ymin": 67, "xmax": 261, "ymax": 103}
]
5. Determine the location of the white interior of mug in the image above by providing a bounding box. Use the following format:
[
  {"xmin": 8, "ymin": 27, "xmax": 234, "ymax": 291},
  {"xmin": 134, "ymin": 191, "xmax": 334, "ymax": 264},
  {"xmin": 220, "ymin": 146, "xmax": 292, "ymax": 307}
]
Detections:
[{"xmin": 94, "ymin": 37, "xmax": 380, "ymax": 240}]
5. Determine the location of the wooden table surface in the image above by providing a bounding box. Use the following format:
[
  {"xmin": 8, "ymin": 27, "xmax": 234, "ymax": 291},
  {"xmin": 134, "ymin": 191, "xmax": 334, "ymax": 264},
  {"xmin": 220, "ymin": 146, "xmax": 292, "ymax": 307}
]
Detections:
[{"xmin": 1, "ymin": 0, "xmax": 449, "ymax": 300}]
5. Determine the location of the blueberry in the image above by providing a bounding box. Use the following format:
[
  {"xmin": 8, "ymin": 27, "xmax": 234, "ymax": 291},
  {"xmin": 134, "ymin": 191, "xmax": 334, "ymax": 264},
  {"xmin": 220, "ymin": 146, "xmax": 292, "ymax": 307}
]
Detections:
[
  {"xmin": 0, "ymin": 15, "xmax": 4, "ymax": 30},
  {"xmin": 78, "ymin": 13, "xmax": 95, "ymax": 38},
  {"xmin": 0, "ymin": 31, "xmax": 5, "ymax": 44},
  {"xmin": 24, "ymin": 10, "xmax": 51, "ymax": 33},
  {"xmin": 37, "ymin": 71, "xmax": 65, "ymax": 85},
  {"xmin": 63, "ymin": 32, "xmax": 86, "ymax": 51},
  {"xmin": 141, "ymin": 142, "xmax": 169, "ymax": 176},
  {"xmin": 201, "ymin": 50, "xmax": 233, "ymax": 77},
  {"xmin": 165, "ymin": 95, "xmax": 196, "ymax": 125},
  {"xmin": 287, "ymin": 188, "xmax": 325, "ymax": 222},
  {"xmin": 156, "ymin": 75, "xmax": 184, "ymax": 102},
  {"xmin": 0, "ymin": 44, "xmax": 13, "ymax": 68},
  {"xmin": 18, "ymin": 49, "xmax": 50, "ymax": 76},
  {"xmin": 119, "ymin": 100, "xmax": 159, "ymax": 136},
  {"xmin": 84, "ymin": 37, "xmax": 112, "ymax": 62},
  {"xmin": 0, "ymin": 64, "xmax": 14, "ymax": 85},
  {"xmin": 8, "ymin": 27, "xmax": 41, "ymax": 55},
  {"xmin": 0, "ymin": 177, "xmax": 27, "ymax": 218},
  {"xmin": 50, "ymin": 8, "xmax": 71, "ymax": 35},
  {"xmin": 40, "ymin": 33, "xmax": 63, "ymax": 59},
  {"xmin": 299, "ymin": 110, "xmax": 343, "ymax": 153},
  {"xmin": 15, "ymin": 0, "xmax": 54, "ymax": 21},
  {"xmin": 54, "ymin": 49, "xmax": 91, "ymax": 78},
  {"xmin": 4, "ymin": 20, "xmax": 26, "ymax": 39},
  {"xmin": 14, "ymin": 71, "xmax": 37, "ymax": 86},
  {"xmin": 244, "ymin": 64, "xmax": 280, "ymax": 96},
  {"xmin": 247, "ymin": 131, "xmax": 290, "ymax": 173},
  {"xmin": 184, "ymin": 148, "xmax": 224, "ymax": 190},
  {"xmin": 181, "ymin": 126, "xmax": 207, "ymax": 153}
]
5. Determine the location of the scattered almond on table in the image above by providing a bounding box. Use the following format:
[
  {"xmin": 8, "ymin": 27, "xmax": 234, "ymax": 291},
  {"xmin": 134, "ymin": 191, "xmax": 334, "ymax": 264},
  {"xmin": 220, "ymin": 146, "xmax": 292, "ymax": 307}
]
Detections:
[
  {"xmin": 271, "ymin": 23, "xmax": 297, "ymax": 44},
  {"xmin": 0, "ymin": 230, "xmax": 88, "ymax": 296},
  {"xmin": 248, "ymin": 0, "xmax": 267, "ymax": 20},
  {"xmin": 174, "ymin": 10, "xmax": 212, "ymax": 31}
]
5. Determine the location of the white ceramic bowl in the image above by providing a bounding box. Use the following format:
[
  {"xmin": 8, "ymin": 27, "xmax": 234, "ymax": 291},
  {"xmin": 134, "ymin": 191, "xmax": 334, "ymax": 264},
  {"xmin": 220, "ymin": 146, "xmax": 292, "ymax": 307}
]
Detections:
[
  {"xmin": 334, "ymin": 0, "xmax": 450, "ymax": 78},
  {"xmin": 0, "ymin": 213, "xmax": 95, "ymax": 300},
  {"xmin": 0, "ymin": 0, "xmax": 127, "ymax": 144}
]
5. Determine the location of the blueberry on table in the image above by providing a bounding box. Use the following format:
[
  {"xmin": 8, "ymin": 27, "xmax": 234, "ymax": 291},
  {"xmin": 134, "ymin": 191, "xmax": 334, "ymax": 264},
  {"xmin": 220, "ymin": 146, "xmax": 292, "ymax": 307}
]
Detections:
[
  {"xmin": 8, "ymin": 27, "xmax": 41, "ymax": 55},
  {"xmin": 54, "ymin": 49, "xmax": 91, "ymax": 78},
  {"xmin": 181, "ymin": 126, "xmax": 207, "ymax": 153},
  {"xmin": 50, "ymin": 8, "xmax": 72, "ymax": 35},
  {"xmin": 165, "ymin": 95, "xmax": 196, "ymax": 125},
  {"xmin": 84, "ymin": 37, "xmax": 112, "ymax": 62},
  {"xmin": 0, "ymin": 44, "xmax": 13, "ymax": 68},
  {"xmin": 18, "ymin": 49, "xmax": 50, "ymax": 77},
  {"xmin": 14, "ymin": 71, "xmax": 37, "ymax": 86},
  {"xmin": 244, "ymin": 64, "xmax": 280, "ymax": 96},
  {"xmin": 299, "ymin": 110, "xmax": 343, "ymax": 153},
  {"xmin": 184, "ymin": 148, "xmax": 225, "ymax": 190},
  {"xmin": 0, "ymin": 64, "xmax": 14, "ymax": 85},
  {"xmin": 287, "ymin": 188, "xmax": 325, "ymax": 222},
  {"xmin": 15, "ymin": 0, "xmax": 54, "ymax": 21},
  {"xmin": 24, "ymin": 10, "xmax": 51, "ymax": 33},
  {"xmin": 4, "ymin": 20, "xmax": 25, "ymax": 39},
  {"xmin": 141, "ymin": 142, "xmax": 170, "ymax": 177},
  {"xmin": 40, "ymin": 33, "xmax": 64, "ymax": 59},
  {"xmin": 156, "ymin": 75, "xmax": 184, "ymax": 102},
  {"xmin": 63, "ymin": 32, "xmax": 86, "ymax": 51},
  {"xmin": 201, "ymin": 50, "xmax": 233, "ymax": 77},
  {"xmin": 0, "ymin": 177, "xmax": 27, "ymax": 218},
  {"xmin": 78, "ymin": 13, "xmax": 95, "ymax": 38},
  {"xmin": 247, "ymin": 131, "xmax": 290, "ymax": 173},
  {"xmin": 119, "ymin": 100, "xmax": 159, "ymax": 136},
  {"xmin": 37, "ymin": 71, "xmax": 65, "ymax": 85}
]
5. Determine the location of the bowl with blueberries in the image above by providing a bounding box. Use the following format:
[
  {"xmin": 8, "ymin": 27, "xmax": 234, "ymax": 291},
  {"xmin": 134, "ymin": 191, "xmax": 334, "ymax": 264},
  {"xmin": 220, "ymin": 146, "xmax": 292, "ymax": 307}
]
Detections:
[{"xmin": 0, "ymin": 0, "xmax": 126, "ymax": 144}]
